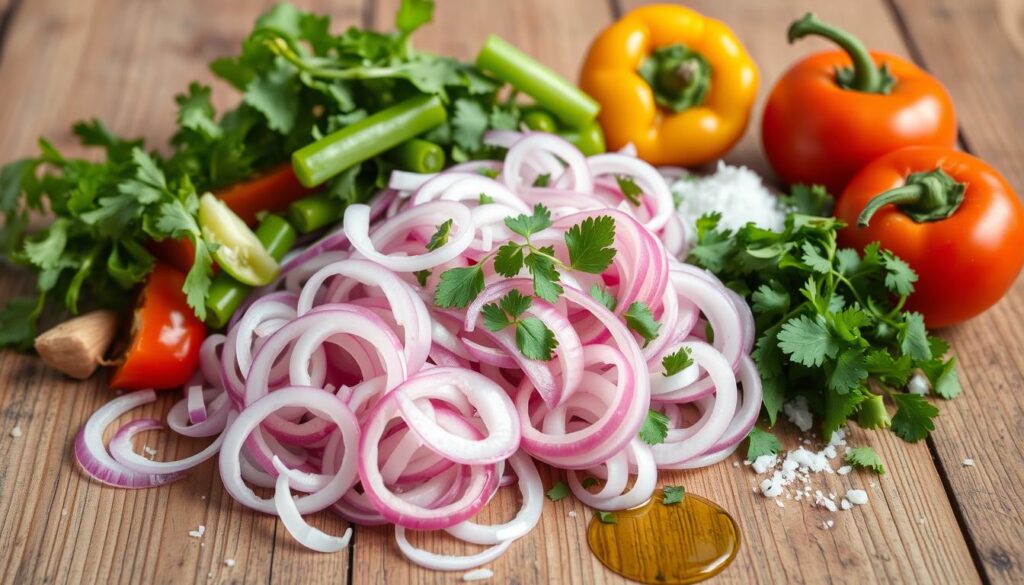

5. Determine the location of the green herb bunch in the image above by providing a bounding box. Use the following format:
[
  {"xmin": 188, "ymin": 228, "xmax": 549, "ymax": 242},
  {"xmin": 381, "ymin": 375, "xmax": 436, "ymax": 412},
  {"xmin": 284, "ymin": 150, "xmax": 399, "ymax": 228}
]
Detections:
[
  {"xmin": 688, "ymin": 209, "xmax": 960, "ymax": 443},
  {"xmin": 0, "ymin": 0, "xmax": 529, "ymax": 348}
]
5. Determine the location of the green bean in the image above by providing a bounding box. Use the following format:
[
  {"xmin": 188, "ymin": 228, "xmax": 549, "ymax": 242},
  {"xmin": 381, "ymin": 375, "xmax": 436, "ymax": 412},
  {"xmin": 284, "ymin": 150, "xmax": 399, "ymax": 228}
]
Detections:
[
  {"xmin": 387, "ymin": 138, "xmax": 445, "ymax": 173},
  {"xmin": 205, "ymin": 214, "xmax": 296, "ymax": 329},
  {"xmin": 522, "ymin": 109, "xmax": 559, "ymax": 133},
  {"xmin": 560, "ymin": 120, "xmax": 607, "ymax": 156},
  {"xmin": 292, "ymin": 95, "xmax": 447, "ymax": 187},
  {"xmin": 476, "ymin": 35, "xmax": 600, "ymax": 128},
  {"xmin": 288, "ymin": 193, "xmax": 343, "ymax": 235}
]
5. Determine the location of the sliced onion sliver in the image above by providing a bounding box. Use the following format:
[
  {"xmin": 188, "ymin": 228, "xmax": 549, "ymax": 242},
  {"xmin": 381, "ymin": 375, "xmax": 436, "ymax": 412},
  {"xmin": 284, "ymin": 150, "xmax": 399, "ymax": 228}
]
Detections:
[
  {"xmin": 273, "ymin": 456, "xmax": 352, "ymax": 552},
  {"xmin": 74, "ymin": 391, "xmax": 185, "ymax": 489},
  {"xmin": 395, "ymin": 526, "xmax": 513, "ymax": 571},
  {"xmin": 219, "ymin": 386, "xmax": 360, "ymax": 514},
  {"xmin": 109, "ymin": 414, "xmax": 233, "ymax": 475}
]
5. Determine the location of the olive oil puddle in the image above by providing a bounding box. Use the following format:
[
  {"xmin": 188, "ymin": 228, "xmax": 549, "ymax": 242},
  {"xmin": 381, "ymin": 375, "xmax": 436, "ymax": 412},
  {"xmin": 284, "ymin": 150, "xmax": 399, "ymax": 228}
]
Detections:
[{"xmin": 587, "ymin": 492, "xmax": 740, "ymax": 584}]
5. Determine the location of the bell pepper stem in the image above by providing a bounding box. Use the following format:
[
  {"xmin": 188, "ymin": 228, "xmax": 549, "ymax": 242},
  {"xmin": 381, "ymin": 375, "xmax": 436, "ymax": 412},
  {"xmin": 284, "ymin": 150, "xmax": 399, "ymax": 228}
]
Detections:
[
  {"xmin": 858, "ymin": 168, "xmax": 966, "ymax": 227},
  {"xmin": 788, "ymin": 13, "xmax": 882, "ymax": 93}
]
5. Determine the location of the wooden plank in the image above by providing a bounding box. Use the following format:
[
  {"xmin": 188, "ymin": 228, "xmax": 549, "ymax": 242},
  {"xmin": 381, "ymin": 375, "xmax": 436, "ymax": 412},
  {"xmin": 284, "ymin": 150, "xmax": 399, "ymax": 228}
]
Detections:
[
  {"xmin": 348, "ymin": 0, "xmax": 981, "ymax": 583},
  {"xmin": 0, "ymin": 1, "xmax": 364, "ymax": 584},
  {"xmin": 883, "ymin": 0, "xmax": 1024, "ymax": 582}
]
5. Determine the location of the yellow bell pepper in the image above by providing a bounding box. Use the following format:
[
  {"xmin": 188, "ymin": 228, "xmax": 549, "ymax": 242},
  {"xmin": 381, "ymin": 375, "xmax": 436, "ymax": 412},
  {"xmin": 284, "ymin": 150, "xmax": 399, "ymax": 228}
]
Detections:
[{"xmin": 580, "ymin": 4, "xmax": 759, "ymax": 166}]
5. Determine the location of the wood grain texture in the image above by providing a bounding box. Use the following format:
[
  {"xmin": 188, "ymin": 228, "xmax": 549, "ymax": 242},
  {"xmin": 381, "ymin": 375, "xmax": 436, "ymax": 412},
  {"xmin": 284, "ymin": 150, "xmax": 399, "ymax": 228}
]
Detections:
[
  {"xmin": 0, "ymin": 0, "xmax": 1016, "ymax": 583},
  {"xmin": 885, "ymin": 0, "xmax": 1024, "ymax": 582}
]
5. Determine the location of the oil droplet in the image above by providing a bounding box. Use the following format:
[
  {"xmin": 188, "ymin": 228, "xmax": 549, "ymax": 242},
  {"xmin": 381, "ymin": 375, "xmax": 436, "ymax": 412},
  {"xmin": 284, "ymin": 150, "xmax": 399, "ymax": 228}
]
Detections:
[{"xmin": 587, "ymin": 492, "xmax": 740, "ymax": 584}]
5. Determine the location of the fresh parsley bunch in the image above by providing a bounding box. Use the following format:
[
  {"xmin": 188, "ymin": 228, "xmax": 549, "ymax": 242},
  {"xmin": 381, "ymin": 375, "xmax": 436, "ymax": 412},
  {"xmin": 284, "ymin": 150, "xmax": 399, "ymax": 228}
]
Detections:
[{"xmin": 688, "ymin": 210, "xmax": 960, "ymax": 443}]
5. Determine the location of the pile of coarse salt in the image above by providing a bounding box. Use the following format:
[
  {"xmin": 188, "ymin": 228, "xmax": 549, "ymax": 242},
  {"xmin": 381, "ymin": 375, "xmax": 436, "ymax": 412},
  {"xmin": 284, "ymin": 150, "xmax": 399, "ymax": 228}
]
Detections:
[
  {"xmin": 747, "ymin": 426, "xmax": 872, "ymax": 526},
  {"xmin": 668, "ymin": 162, "xmax": 787, "ymax": 233}
]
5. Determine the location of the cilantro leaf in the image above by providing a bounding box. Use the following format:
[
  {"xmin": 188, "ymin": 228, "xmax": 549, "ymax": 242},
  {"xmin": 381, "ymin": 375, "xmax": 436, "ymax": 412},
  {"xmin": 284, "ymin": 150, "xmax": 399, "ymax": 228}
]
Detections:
[
  {"xmin": 589, "ymin": 284, "xmax": 617, "ymax": 311},
  {"xmin": 845, "ymin": 446, "xmax": 886, "ymax": 474},
  {"xmin": 823, "ymin": 387, "xmax": 866, "ymax": 441},
  {"xmin": 858, "ymin": 394, "xmax": 892, "ymax": 430},
  {"xmin": 524, "ymin": 250, "xmax": 562, "ymax": 303},
  {"xmin": 881, "ymin": 250, "xmax": 917, "ymax": 295},
  {"xmin": 780, "ymin": 183, "xmax": 833, "ymax": 216},
  {"xmin": 434, "ymin": 265, "xmax": 484, "ymax": 309},
  {"xmin": 597, "ymin": 511, "xmax": 617, "ymax": 524},
  {"xmin": 499, "ymin": 289, "xmax": 531, "ymax": 319},
  {"xmin": 745, "ymin": 427, "xmax": 781, "ymax": 460},
  {"xmin": 176, "ymin": 82, "xmax": 222, "ymax": 140},
  {"xmin": 493, "ymin": 242, "xmax": 524, "ymax": 277},
  {"xmin": 426, "ymin": 219, "xmax": 452, "ymax": 251},
  {"xmin": 899, "ymin": 312, "xmax": 931, "ymax": 361},
  {"xmin": 751, "ymin": 283, "xmax": 789, "ymax": 318},
  {"xmin": 662, "ymin": 347, "xmax": 693, "ymax": 377},
  {"xmin": 778, "ymin": 314, "xmax": 839, "ymax": 367},
  {"xmin": 581, "ymin": 477, "xmax": 599, "ymax": 489},
  {"xmin": 481, "ymin": 303, "xmax": 511, "ymax": 332},
  {"xmin": 452, "ymin": 99, "xmax": 489, "ymax": 152},
  {"xmin": 505, "ymin": 204, "xmax": 552, "ymax": 239},
  {"xmin": 624, "ymin": 302, "xmax": 660, "ymax": 346},
  {"xmin": 638, "ymin": 409, "xmax": 669, "ymax": 445},
  {"xmin": 395, "ymin": 0, "xmax": 434, "ymax": 37},
  {"xmin": 921, "ymin": 357, "xmax": 962, "ymax": 399},
  {"xmin": 687, "ymin": 212, "xmax": 734, "ymax": 273},
  {"xmin": 414, "ymin": 269, "xmax": 431, "ymax": 287},
  {"xmin": 801, "ymin": 241, "xmax": 831, "ymax": 274},
  {"xmin": 184, "ymin": 239, "xmax": 214, "ymax": 321},
  {"xmin": 0, "ymin": 297, "xmax": 41, "ymax": 350},
  {"xmin": 564, "ymin": 215, "xmax": 616, "ymax": 274},
  {"xmin": 615, "ymin": 175, "xmax": 643, "ymax": 206},
  {"xmin": 244, "ymin": 61, "xmax": 299, "ymax": 134},
  {"xmin": 890, "ymin": 393, "xmax": 939, "ymax": 442},
  {"xmin": 533, "ymin": 173, "xmax": 551, "ymax": 187},
  {"xmin": 662, "ymin": 486, "xmax": 685, "ymax": 505},
  {"xmin": 516, "ymin": 316, "xmax": 557, "ymax": 361},
  {"xmin": 828, "ymin": 349, "xmax": 868, "ymax": 393}
]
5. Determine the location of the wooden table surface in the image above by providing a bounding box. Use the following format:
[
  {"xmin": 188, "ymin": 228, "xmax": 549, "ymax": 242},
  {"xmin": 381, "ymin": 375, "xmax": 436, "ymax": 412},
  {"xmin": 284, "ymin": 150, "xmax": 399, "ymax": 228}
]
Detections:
[{"xmin": 1, "ymin": 0, "xmax": 1022, "ymax": 583}]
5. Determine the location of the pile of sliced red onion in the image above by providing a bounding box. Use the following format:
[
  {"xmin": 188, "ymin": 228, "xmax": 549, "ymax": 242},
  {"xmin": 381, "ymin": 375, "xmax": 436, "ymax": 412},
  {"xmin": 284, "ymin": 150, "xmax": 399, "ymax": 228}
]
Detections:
[{"xmin": 76, "ymin": 132, "xmax": 761, "ymax": 570}]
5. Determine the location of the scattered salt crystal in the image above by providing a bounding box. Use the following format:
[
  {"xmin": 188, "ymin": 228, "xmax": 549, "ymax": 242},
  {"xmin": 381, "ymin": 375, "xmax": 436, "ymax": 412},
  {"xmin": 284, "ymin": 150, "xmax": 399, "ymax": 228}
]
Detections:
[
  {"xmin": 962, "ymin": 458, "xmax": 975, "ymax": 467},
  {"xmin": 841, "ymin": 499, "xmax": 853, "ymax": 511},
  {"xmin": 752, "ymin": 454, "xmax": 778, "ymax": 474},
  {"xmin": 463, "ymin": 568, "xmax": 494, "ymax": 581},
  {"xmin": 201, "ymin": 496, "xmax": 206, "ymax": 500},
  {"xmin": 188, "ymin": 525, "xmax": 206, "ymax": 538},
  {"xmin": 733, "ymin": 461, "xmax": 740, "ymax": 468},
  {"xmin": 829, "ymin": 429, "xmax": 847, "ymax": 447},
  {"xmin": 760, "ymin": 474, "xmax": 785, "ymax": 498},
  {"xmin": 743, "ymin": 460, "xmax": 752, "ymax": 466},
  {"xmin": 775, "ymin": 499, "xmax": 785, "ymax": 508},
  {"xmin": 224, "ymin": 559, "xmax": 236, "ymax": 567},
  {"xmin": 61, "ymin": 509, "xmax": 68, "ymax": 517},
  {"xmin": 846, "ymin": 490, "xmax": 868, "ymax": 505},
  {"xmin": 568, "ymin": 510, "xmax": 577, "ymax": 518},
  {"xmin": 669, "ymin": 162, "xmax": 786, "ymax": 232},
  {"xmin": 837, "ymin": 466, "xmax": 853, "ymax": 476},
  {"xmin": 10, "ymin": 426, "xmax": 22, "ymax": 438},
  {"xmin": 822, "ymin": 445, "xmax": 837, "ymax": 460},
  {"xmin": 814, "ymin": 491, "xmax": 838, "ymax": 512},
  {"xmin": 821, "ymin": 519, "xmax": 834, "ymax": 530},
  {"xmin": 783, "ymin": 396, "xmax": 813, "ymax": 432},
  {"xmin": 143, "ymin": 445, "xmax": 158, "ymax": 458},
  {"xmin": 908, "ymin": 373, "xmax": 930, "ymax": 396},
  {"xmin": 869, "ymin": 482, "xmax": 877, "ymax": 488}
]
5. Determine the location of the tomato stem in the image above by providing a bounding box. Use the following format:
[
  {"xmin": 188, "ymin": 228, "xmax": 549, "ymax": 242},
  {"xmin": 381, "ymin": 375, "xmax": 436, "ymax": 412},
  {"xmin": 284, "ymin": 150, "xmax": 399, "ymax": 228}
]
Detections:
[
  {"xmin": 788, "ymin": 13, "xmax": 891, "ymax": 94},
  {"xmin": 858, "ymin": 168, "xmax": 966, "ymax": 227}
]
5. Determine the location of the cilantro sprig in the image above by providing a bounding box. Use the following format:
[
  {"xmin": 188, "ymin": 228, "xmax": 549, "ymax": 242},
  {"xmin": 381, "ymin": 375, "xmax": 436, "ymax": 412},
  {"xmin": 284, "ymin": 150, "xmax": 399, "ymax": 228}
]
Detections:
[
  {"xmin": 689, "ymin": 207, "xmax": 959, "ymax": 443},
  {"xmin": 481, "ymin": 290, "xmax": 558, "ymax": 361},
  {"xmin": 434, "ymin": 204, "xmax": 616, "ymax": 309}
]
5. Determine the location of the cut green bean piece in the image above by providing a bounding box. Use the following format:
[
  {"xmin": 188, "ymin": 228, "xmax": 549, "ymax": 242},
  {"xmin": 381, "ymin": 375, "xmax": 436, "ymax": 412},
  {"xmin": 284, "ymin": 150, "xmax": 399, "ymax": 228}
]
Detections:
[
  {"xmin": 387, "ymin": 138, "xmax": 445, "ymax": 173},
  {"xmin": 292, "ymin": 95, "xmax": 447, "ymax": 187},
  {"xmin": 288, "ymin": 193, "xmax": 343, "ymax": 235},
  {"xmin": 476, "ymin": 35, "xmax": 600, "ymax": 128}
]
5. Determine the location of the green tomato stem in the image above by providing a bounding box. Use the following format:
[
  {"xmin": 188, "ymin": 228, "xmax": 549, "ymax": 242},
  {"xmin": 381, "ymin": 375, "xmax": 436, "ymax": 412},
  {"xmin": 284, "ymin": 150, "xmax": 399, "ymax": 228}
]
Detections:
[
  {"xmin": 857, "ymin": 168, "xmax": 966, "ymax": 227},
  {"xmin": 788, "ymin": 13, "xmax": 884, "ymax": 93}
]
